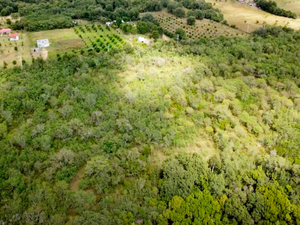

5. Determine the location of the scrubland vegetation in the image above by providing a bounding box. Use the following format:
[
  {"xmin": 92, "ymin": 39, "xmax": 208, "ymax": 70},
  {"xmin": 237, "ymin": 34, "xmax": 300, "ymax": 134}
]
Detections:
[
  {"xmin": 1, "ymin": 24, "xmax": 300, "ymax": 224},
  {"xmin": 1, "ymin": 0, "xmax": 300, "ymax": 224}
]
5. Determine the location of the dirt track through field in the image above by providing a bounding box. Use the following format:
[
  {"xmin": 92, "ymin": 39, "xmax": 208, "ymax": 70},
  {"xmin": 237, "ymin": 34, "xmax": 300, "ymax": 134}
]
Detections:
[{"xmin": 41, "ymin": 49, "xmax": 48, "ymax": 60}]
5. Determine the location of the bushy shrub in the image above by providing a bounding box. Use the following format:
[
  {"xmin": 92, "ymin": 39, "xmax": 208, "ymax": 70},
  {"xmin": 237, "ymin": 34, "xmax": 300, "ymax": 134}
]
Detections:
[{"xmin": 187, "ymin": 16, "xmax": 196, "ymax": 25}]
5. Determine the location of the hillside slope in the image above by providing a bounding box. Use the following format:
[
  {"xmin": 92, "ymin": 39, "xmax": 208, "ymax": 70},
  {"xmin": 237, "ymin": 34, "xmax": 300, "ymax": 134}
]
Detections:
[
  {"xmin": 1, "ymin": 28, "xmax": 300, "ymax": 224},
  {"xmin": 205, "ymin": 0, "xmax": 300, "ymax": 32}
]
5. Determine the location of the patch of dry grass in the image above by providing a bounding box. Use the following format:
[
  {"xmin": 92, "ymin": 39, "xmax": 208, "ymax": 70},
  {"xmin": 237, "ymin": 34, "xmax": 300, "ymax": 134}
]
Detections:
[
  {"xmin": 276, "ymin": 1, "xmax": 300, "ymax": 17},
  {"xmin": 206, "ymin": 0, "xmax": 300, "ymax": 32}
]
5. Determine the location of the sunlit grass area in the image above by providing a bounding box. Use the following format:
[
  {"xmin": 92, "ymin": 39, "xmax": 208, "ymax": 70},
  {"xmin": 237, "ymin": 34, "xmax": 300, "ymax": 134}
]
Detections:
[
  {"xmin": 205, "ymin": 0, "xmax": 300, "ymax": 31},
  {"xmin": 27, "ymin": 28, "xmax": 84, "ymax": 53}
]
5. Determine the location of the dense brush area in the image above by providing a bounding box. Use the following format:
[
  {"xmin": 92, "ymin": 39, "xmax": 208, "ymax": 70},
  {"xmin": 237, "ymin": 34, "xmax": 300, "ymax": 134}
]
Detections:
[{"xmin": 1, "ymin": 27, "xmax": 300, "ymax": 224}]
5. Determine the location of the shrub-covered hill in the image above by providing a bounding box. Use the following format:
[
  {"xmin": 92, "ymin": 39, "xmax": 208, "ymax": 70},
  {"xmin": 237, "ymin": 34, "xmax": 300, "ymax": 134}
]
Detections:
[{"xmin": 1, "ymin": 28, "xmax": 300, "ymax": 224}]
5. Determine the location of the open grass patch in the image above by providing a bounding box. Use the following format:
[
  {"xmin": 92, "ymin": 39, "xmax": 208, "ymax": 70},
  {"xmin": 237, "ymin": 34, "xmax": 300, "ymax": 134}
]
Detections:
[{"xmin": 205, "ymin": 0, "xmax": 300, "ymax": 32}]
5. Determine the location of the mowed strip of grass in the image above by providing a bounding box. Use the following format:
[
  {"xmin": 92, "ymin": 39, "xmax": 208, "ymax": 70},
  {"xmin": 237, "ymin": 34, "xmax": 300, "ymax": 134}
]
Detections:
[
  {"xmin": 27, "ymin": 28, "xmax": 85, "ymax": 54},
  {"xmin": 205, "ymin": 0, "xmax": 300, "ymax": 32},
  {"xmin": 153, "ymin": 11, "xmax": 246, "ymax": 39}
]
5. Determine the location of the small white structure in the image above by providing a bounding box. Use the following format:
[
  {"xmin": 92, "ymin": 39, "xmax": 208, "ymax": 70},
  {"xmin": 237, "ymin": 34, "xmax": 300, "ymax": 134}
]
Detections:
[
  {"xmin": 137, "ymin": 36, "xmax": 150, "ymax": 44},
  {"xmin": 9, "ymin": 33, "xmax": 19, "ymax": 41},
  {"xmin": 137, "ymin": 37, "xmax": 146, "ymax": 43},
  {"xmin": 37, "ymin": 39, "xmax": 50, "ymax": 48},
  {"xmin": 106, "ymin": 20, "xmax": 124, "ymax": 26}
]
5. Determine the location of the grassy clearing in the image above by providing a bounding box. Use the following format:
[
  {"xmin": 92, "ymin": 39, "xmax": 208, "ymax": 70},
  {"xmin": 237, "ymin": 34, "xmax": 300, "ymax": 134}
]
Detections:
[
  {"xmin": 0, "ymin": 16, "xmax": 20, "ymax": 27},
  {"xmin": 206, "ymin": 0, "xmax": 300, "ymax": 32},
  {"xmin": 120, "ymin": 44, "xmax": 270, "ymax": 170},
  {"xmin": 152, "ymin": 11, "xmax": 247, "ymax": 39},
  {"xmin": 276, "ymin": 1, "xmax": 300, "ymax": 17},
  {"xmin": 27, "ymin": 28, "xmax": 84, "ymax": 54},
  {"xmin": 272, "ymin": 0, "xmax": 300, "ymax": 16}
]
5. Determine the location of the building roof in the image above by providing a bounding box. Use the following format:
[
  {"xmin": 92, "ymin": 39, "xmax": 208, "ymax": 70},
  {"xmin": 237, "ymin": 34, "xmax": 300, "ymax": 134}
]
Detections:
[
  {"xmin": 9, "ymin": 33, "xmax": 19, "ymax": 38},
  {"xmin": 37, "ymin": 39, "xmax": 50, "ymax": 48},
  {"xmin": 0, "ymin": 28, "xmax": 11, "ymax": 33},
  {"xmin": 137, "ymin": 37, "xmax": 147, "ymax": 42}
]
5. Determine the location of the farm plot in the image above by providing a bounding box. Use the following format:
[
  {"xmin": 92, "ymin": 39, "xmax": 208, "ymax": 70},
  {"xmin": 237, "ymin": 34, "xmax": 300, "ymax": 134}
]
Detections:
[
  {"xmin": 74, "ymin": 24, "xmax": 126, "ymax": 52},
  {"xmin": 0, "ymin": 33, "xmax": 32, "ymax": 67},
  {"xmin": 153, "ymin": 11, "xmax": 247, "ymax": 39}
]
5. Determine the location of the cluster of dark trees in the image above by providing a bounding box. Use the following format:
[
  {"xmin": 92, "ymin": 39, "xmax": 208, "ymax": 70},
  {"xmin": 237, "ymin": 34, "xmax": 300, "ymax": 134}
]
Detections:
[
  {"xmin": 12, "ymin": 15, "xmax": 73, "ymax": 32},
  {"xmin": 167, "ymin": 0, "xmax": 224, "ymax": 22},
  {"xmin": 0, "ymin": 0, "xmax": 18, "ymax": 16},
  {"xmin": 3, "ymin": 0, "xmax": 224, "ymax": 32},
  {"xmin": 119, "ymin": 13, "xmax": 163, "ymax": 40},
  {"xmin": 1, "ymin": 25, "xmax": 300, "ymax": 224},
  {"xmin": 6, "ymin": 0, "xmax": 141, "ymax": 31},
  {"xmin": 256, "ymin": 0, "xmax": 297, "ymax": 19}
]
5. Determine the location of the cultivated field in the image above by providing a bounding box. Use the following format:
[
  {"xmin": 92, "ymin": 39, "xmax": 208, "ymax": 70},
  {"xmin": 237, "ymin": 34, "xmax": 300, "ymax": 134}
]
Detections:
[
  {"xmin": 0, "ymin": 24, "xmax": 128, "ymax": 67},
  {"xmin": 152, "ymin": 11, "xmax": 247, "ymax": 39},
  {"xmin": 74, "ymin": 24, "xmax": 126, "ymax": 52},
  {"xmin": 206, "ymin": 0, "xmax": 300, "ymax": 32}
]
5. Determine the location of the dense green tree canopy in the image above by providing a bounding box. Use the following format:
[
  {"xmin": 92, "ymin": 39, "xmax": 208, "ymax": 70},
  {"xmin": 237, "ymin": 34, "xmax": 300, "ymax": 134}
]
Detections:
[{"xmin": 1, "ymin": 13, "xmax": 300, "ymax": 224}]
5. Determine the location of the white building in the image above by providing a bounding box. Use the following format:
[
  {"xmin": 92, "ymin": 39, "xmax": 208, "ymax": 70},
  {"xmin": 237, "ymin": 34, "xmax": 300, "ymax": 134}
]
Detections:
[
  {"xmin": 9, "ymin": 33, "xmax": 19, "ymax": 41},
  {"xmin": 137, "ymin": 37, "xmax": 146, "ymax": 43},
  {"xmin": 37, "ymin": 39, "xmax": 50, "ymax": 48},
  {"xmin": 137, "ymin": 36, "xmax": 150, "ymax": 44}
]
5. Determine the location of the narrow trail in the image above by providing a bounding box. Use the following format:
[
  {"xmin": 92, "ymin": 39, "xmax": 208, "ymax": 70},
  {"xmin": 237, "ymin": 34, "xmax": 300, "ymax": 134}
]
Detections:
[{"xmin": 70, "ymin": 166, "xmax": 85, "ymax": 191}]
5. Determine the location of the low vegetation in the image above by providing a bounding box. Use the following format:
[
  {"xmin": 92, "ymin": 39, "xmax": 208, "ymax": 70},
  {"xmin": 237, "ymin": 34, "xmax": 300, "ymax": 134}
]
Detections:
[{"xmin": 273, "ymin": 0, "xmax": 300, "ymax": 17}]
